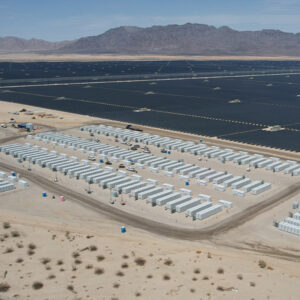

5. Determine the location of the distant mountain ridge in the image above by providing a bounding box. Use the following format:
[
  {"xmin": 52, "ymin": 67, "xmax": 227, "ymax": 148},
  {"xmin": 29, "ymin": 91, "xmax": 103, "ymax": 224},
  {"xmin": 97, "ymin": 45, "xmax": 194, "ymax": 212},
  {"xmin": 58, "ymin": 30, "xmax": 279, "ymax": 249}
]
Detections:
[
  {"xmin": 1, "ymin": 23, "xmax": 300, "ymax": 56},
  {"xmin": 0, "ymin": 36, "xmax": 71, "ymax": 52}
]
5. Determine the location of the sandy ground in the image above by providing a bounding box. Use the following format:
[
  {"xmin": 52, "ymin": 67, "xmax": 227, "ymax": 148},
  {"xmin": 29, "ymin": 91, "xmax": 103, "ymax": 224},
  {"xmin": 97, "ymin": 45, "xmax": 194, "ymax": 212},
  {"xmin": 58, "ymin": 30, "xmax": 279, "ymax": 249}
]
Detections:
[
  {"xmin": 0, "ymin": 181, "xmax": 300, "ymax": 300},
  {"xmin": 1, "ymin": 53, "xmax": 300, "ymax": 62},
  {"xmin": 0, "ymin": 102, "xmax": 300, "ymax": 299}
]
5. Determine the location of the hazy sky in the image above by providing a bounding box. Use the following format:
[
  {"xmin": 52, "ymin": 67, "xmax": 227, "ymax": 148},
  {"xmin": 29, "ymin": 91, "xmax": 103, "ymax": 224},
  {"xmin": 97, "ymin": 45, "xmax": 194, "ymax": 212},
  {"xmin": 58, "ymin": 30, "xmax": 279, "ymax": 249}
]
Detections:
[{"xmin": 0, "ymin": 0, "xmax": 299, "ymax": 41}]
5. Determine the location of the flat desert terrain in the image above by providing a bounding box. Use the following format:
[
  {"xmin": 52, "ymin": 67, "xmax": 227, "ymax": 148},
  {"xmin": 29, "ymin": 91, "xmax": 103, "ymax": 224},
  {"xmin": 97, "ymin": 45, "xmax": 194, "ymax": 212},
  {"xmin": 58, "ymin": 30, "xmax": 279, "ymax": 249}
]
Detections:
[{"xmin": 1, "ymin": 53, "xmax": 300, "ymax": 62}]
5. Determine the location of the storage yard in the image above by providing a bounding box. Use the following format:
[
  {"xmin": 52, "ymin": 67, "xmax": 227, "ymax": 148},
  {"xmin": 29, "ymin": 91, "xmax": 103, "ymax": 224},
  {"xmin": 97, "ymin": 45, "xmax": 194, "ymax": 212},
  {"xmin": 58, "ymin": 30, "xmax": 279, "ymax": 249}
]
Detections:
[{"xmin": 0, "ymin": 121, "xmax": 299, "ymax": 229}]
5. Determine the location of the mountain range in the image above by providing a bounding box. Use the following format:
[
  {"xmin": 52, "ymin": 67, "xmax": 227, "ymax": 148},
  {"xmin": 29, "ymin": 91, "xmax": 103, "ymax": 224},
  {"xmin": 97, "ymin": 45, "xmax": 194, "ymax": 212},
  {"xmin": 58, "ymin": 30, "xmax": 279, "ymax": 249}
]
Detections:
[{"xmin": 1, "ymin": 23, "xmax": 300, "ymax": 56}]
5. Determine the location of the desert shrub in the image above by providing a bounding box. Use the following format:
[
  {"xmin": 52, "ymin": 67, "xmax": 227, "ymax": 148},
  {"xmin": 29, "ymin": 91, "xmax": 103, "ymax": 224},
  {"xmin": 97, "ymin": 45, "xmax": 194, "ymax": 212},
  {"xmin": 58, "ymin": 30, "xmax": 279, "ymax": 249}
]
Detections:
[
  {"xmin": 135, "ymin": 292, "xmax": 141, "ymax": 297},
  {"xmin": 192, "ymin": 277, "xmax": 197, "ymax": 281},
  {"xmin": 121, "ymin": 263, "xmax": 128, "ymax": 269},
  {"xmin": 11, "ymin": 231, "xmax": 20, "ymax": 238},
  {"xmin": 16, "ymin": 243, "xmax": 23, "ymax": 248},
  {"xmin": 122, "ymin": 254, "xmax": 129, "ymax": 259},
  {"xmin": 45, "ymin": 266, "xmax": 51, "ymax": 270},
  {"xmin": 28, "ymin": 243, "xmax": 36, "ymax": 250},
  {"xmin": 250, "ymin": 282, "xmax": 256, "ymax": 287},
  {"xmin": 57, "ymin": 260, "xmax": 64, "ymax": 265},
  {"xmin": 74, "ymin": 259, "xmax": 82, "ymax": 265},
  {"xmin": 47, "ymin": 274, "xmax": 56, "ymax": 280},
  {"xmin": 86, "ymin": 264, "xmax": 93, "ymax": 269},
  {"xmin": 113, "ymin": 283, "xmax": 120, "ymax": 288},
  {"xmin": 258, "ymin": 260, "xmax": 266, "ymax": 268},
  {"xmin": 190, "ymin": 288, "xmax": 195, "ymax": 293},
  {"xmin": 116, "ymin": 271, "xmax": 124, "ymax": 277},
  {"xmin": 89, "ymin": 245, "xmax": 97, "ymax": 251},
  {"xmin": 217, "ymin": 267, "xmax": 224, "ymax": 274},
  {"xmin": 134, "ymin": 257, "xmax": 146, "ymax": 266},
  {"xmin": 207, "ymin": 252, "xmax": 212, "ymax": 258},
  {"xmin": 40, "ymin": 258, "xmax": 51, "ymax": 265},
  {"xmin": 94, "ymin": 268, "xmax": 104, "ymax": 275},
  {"xmin": 3, "ymin": 222, "xmax": 10, "ymax": 229},
  {"xmin": 202, "ymin": 275, "xmax": 209, "ymax": 280},
  {"xmin": 97, "ymin": 255, "xmax": 105, "ymax": 262},
  {"xmin": 16, "ymin": 258, "xmax": 23, "ymax": 263},
  {"xmin": 32, "ymin": 282, "xmax": 43, "ymax": 290},
  {"xmin": 147, "ymin": 274, "xmax": 153, "ymax": 279},
  {"xmin": 237, "ymin": 274, "xmax": 243, "ymax": 280},
  {"xmin": 194, "ymin": 268, "xmax": 200, "ymax": 274},
  {"xmin": 4, "ymin": 247, "xmax": 13, "ymax": 254},
  {"xmin": 67, "ymin": 285, "xmax": 74, "ymax": 291},
  {"xmin": 163, "ymin": 274, "xmax": 170, "ymax": 280},
  {"xmin": 0, "ymin": 282, "xmax": 10, "ymax": 292},
  {"xmin": 217, "ymin": 286, "xmax": 224, "ymax": 291},
  {"xmin": 27, "ymin": 250, "xmax": 35, "ymax": 256},
  {"xmin": 72, "ymin": 252, "xmax": 80, "ymax": 258},
  {"xmin": 164, "ymin": 259, "xmax": 173, "ymax": 266}
]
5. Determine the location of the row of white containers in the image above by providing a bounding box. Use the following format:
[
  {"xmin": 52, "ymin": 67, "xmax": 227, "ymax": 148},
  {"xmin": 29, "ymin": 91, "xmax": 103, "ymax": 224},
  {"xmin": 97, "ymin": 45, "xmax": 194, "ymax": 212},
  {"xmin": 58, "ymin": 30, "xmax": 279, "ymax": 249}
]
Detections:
[
  {"xmin": 34, "ymin": 132, "xmax": 270, "ymax": 196},
  {"xmin": 278, "ymin": 211, "xmax": 300, "ymax": 236},
  {"xmin": 0, "ymin": 143, "xmax": 226, "ymax": 221},
  {"xmin": 80, "ymin": 125, "xmax": 299, "ymax": 176}
]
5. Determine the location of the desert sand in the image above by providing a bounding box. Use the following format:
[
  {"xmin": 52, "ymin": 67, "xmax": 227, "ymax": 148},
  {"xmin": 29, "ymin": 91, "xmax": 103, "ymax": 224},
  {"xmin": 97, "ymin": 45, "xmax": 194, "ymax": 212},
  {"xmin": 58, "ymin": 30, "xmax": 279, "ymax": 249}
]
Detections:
[
  {"xmin": 1, "ymin": 53, "xmax": 300, "ymax": 62},
  {"xmin": 0, "ymin": 101, "xmax": 300, "ymax": 299}
]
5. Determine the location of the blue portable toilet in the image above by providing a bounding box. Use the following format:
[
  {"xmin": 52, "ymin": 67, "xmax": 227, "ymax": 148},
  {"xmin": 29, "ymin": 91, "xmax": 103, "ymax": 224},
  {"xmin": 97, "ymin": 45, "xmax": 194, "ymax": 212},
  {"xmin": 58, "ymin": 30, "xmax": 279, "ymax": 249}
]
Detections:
[
  {"xmin": 168, "ymin": 151, "xmax": 171, "ymax": 155},
  {"xmin": 121, "ymin": 226, "xmax": 126, "ymax": 233},
  {"xmin": 200, "ymin": 139, "xmax": 203, "ymax": 143},
  {"xmin": 185, "ymin": 181, "xmax": 189, "ymax": 186},
  {"xmin": 11, "ymin": 172, "xmax": 16, "ymax": 177},
  {"xmin": 99, "ymin": 159, "xmax": 104, "ymax": 163},
  {"xmin": 42, "ymin": 192, "xmax": 47, "ymax": 197}
]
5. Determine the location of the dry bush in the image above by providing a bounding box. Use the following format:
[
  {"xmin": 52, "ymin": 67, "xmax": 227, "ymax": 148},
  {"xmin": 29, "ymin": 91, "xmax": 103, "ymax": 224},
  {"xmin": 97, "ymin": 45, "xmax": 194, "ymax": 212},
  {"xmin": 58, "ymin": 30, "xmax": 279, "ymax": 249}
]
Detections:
[
  {"xmin": 250, "ymin": 282, "xmax": 256, "ymax": 287},
  {"xmin": 32, "ymin": 282, "xmax": 43, "ymax": 290},
  {"xmin": 258, "ymin": 260, "xmax": 266, "ymax": 268},
  {"xmin": 217, "ymin": 267, "xmax": 224, "ymax": 274},
  {"xmin": 267, "ymin": 266, "xmax": 274, "ymax": 270},
  {"xmin": 40, "ymin": 258, "xmax": 51, "ymax": 265},
  {"xmin": 122, "ymin": 254, "xmax": 129, "ymax": 259},
  {"xmin": 0, "ymin": 282, "xmax": 10, "ymax": 292},
  {"xmin": 121, "ymin": 263, "xmax": 129, "ymax": 269},
  {"xmin": 45, "ymin": 265, "xmax": 51, "ymax": 270},
  {"xmin": 192, "ymin": 277, "xmax": 197, "ymax": 281},
  {"xmin": 217, "ymin": 286, "xmax": 224, "ymax": 291},
  {"xmin": 190, "ymin": 288, "xmax": 195, "ymax": 293},
  {"xmin": 28, "ymin": 243, "xmax": 36, "ymax": 250},
  {"xmin": 164, "ymin": 259, "xmax": 173, "ymax": 266},
  {"xmin": 163, "ymin": 274, "xmax": 170, "ymax": 280},
  {"xmin": 10, "ymin": 231, "xmax": 20, "ymax": 237},
  {"xmin": 194, "ymin": 268, "xmax": 201, "ymax": 274},
  {"xmin": 72, "ymin": 252, "xmax": 80, "ymax": 258},
  {"xmin": 94, "ymin": 268, "xmax": 104, "ymax": 275},
  {"xmin": 47, "ymin": 274, "xmax": 56, "ymax": 280},
  {"xmin": 96, "ymin": 255, "xmax": 105, "ymax": 262},
  {"xmin": 16, "ymin": 243, "xmax": 23, "ymax": 248},
  {"xmin": 57, "ymin": 259, "xmax": 64, "ymax": 265},
  {"xmin": 85, "ymin": 264, "xmax": 93, "ymax": 269},
  {"xmin": 67, "ymin": 285, "xmax": 74, "ymax": 292},
  {"xmin": 237, "ymin": 274, "xmax": 243, "ymax": 280},
  {"xmin": 89, "ymin": 245, "xmax": 97, "ymax": 251},
  {"xmin": 60, "ymin": 268, "xmax": 65, "ymax": 272},
  {"xmin": 116, "ymin": 271, "xmax": 124, "ymax": 277},
  {"xmin": 196, "ymin": 250, "xmax": 201, "ymax": 254},
  {"xmin": 16, "ymin": 258, "xmax": 23, "ymax": 263},
  {"xmin": 74, "ymin": 259, "xmax": 82, "ymax": 265},
  {"xmin": 4, "ymin": 247, "xmax": 13, "ymax": 254},
  {"xmin": 202, "ymin": 275, "xmax": 209, "ymax": 280},
  {"xmin": 134, "ymin": 257, "xmax": 146, "ymax": 266},
  {"xmin": 27, "ymin": 250, "xmax": 35, "ymax": 256},
  {"xmin": 113, "ymin": 283, "xmax": 120, "ymax": 288},
  {"xmin": 135, "ymin": 292, "xmax": 141, "ymax": 297},
  {"xmin": 3, "ymin": 222, "xmax": 10, "ymax": 229},
  {"xmin": 147, "ymin": 274, "xmax": 153, "ymax": 279}
]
